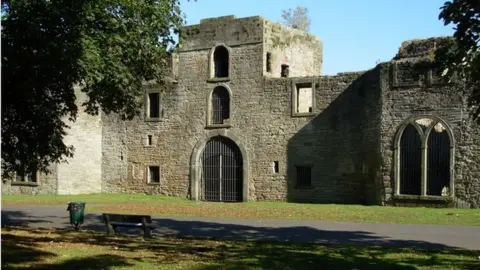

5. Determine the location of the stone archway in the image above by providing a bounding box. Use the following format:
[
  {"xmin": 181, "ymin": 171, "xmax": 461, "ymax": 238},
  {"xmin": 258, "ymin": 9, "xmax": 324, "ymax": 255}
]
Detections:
[
  {"xmin": 190, "ymin": 130, "xmax": 249, "ymax": 201},
  {"xmin": 202, "ymin": 136, "xmax": 242, "ymax": 202}
]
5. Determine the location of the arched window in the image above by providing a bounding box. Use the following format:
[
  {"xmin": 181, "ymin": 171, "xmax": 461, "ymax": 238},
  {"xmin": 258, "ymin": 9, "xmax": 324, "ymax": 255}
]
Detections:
[
  {"xmin": 211, "ymin": 86, "xmax": 230, "ymax": 125},
  {"xmin": 399, "ymin": 124, "xmax": 422, "ymax": 195},
  {"xmin": 212, "ymin": 45, "xmax": 229, "ymax": 78},
  {"xmin": 394, "ymin": 117, "xmax": 454, "ymax": 197},
  {"xmin": 427, "ymin": 123, "xmax": 451, "ymax": 196}
]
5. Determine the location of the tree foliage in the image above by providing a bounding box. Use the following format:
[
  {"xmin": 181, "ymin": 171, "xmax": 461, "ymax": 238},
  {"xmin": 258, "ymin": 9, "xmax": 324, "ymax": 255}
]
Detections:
[
  {"xmin": 1, "ymin": 0, "xmax": 186, "ymax": 178},
  {"xmin": 438, "ymin": 0, "xmax": 480, "ymax": 120},
  {"xmin": 281, "ymin": 6, "xmax": 311, "ymax": 32}
]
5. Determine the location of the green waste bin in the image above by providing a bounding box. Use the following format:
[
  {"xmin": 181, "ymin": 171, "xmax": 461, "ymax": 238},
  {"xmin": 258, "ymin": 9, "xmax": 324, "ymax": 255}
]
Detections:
[{"xmin": 67, "ymin": 201, "xmax": 86, "ymax": 230}]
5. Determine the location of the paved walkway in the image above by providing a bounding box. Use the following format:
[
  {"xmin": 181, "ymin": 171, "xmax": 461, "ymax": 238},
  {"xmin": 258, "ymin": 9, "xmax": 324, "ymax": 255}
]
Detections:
[{"xmin": 2, "ymin": 204, "xmax": 480, "ymax": 250}]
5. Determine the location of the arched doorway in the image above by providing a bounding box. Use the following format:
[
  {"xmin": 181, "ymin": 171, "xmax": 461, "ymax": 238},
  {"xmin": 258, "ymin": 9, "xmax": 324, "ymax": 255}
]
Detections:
[{"xmin": 201, "ymin": 136, "xmax": 243, "ymax": 202}]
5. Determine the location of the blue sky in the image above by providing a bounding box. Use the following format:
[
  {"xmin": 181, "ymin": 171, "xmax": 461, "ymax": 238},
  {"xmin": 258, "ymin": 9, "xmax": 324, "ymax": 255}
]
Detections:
[{"xmin": 179, "ymin": 0, "xmax": 455, "ymax": 75}]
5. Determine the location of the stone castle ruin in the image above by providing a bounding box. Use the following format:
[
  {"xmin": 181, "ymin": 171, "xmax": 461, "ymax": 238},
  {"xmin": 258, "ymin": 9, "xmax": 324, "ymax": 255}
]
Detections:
[{"xmin": 3, "ymin": 15, "xmax": 479, "ymax": 208}]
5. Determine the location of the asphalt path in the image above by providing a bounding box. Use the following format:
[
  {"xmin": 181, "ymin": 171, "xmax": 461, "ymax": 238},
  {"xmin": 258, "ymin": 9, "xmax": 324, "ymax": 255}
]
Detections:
[{"xmin": 2, "ymin": 204, "xmax": 480, "ymax": 250}]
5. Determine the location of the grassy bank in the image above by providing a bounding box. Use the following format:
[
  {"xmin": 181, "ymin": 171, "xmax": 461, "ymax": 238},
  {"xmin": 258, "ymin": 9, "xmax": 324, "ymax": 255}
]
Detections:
[{"xmin": 3, "ymin": 194, "xmax": 480, "ymax": 226}]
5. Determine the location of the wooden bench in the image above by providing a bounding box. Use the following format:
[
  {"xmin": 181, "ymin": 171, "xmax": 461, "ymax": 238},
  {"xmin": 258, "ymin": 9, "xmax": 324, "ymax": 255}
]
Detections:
[{"xmin": 102, "ymin": 213, "xmax": 155, "ymax": 238}]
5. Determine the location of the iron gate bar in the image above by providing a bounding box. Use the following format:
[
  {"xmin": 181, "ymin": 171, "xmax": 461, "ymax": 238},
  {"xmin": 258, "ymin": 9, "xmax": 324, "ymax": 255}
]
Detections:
[
  {"xmin": 399, "ymin": 124, "xmax": 422, "ymax": 195},
  {"xmin": 219, "ymin": 154, "xmax": 222, "ymax": 201}
]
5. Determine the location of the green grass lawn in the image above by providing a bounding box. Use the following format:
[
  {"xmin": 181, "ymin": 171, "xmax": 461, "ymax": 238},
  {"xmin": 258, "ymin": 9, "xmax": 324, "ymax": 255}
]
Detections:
[
  {"xmin": 3, "ymin": 193, "xmax": 480, "ymax": 226},
  {"xmin": 2, "ymin": 226, "xmax": 478, "ymax": 270}
]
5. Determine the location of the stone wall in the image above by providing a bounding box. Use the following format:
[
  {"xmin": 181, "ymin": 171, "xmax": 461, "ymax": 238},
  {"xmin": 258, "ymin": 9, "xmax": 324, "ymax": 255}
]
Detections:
[
  {"xmin": 2, "ymin": 87, "xmax": 103, "ymax": 195},
  {"xmin": 101, "ymin": 13, "xmax": 381, "ymax": 204},
  {"xmin": 282, "ymin": 70, "xmax": 382, "ymax": 203},
  {"xmin": 56, "ymin": 87, "xmax": 103, "ymax": 194},
  {"xmin": 101, "ymin": 37, "xmax": 265, "ymax": 197},
  {"xmin": 458, "ymin": 119, "xmax": 480, "ymax": 208},
  {"xmin": 101, "ymin": 71, "xmax": 384, "ymax": 204},
  {"xmin": 1, "ymin": 165, "xmax": 58, "ymax": 195},
  {"xmin": 263, "ymin": 21, "xmax": 323, "ymax": 77},
  {"xmin": 100, "ymin": 28, "xmax": 479, "ymax": 207},
  {"xmin": 378, "ymin": 38, "xmax": 480, "ymax": 208},
  {"xmin": 181, "ymin": 15, "xmax": 264, "ymax": 52}
]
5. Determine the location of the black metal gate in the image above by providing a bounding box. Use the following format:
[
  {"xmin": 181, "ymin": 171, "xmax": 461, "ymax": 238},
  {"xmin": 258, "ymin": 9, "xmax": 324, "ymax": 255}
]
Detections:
[
  {"xmin": 399, "ymin": 124, "xmax": 422, "ymax": 195},
  {"xmin": 202, "ymin": 136, "xmax": 243, "ymax": 202},
  {"xmin": 427, "ymin": 128, "xmax": 450, "ymax": 196}
]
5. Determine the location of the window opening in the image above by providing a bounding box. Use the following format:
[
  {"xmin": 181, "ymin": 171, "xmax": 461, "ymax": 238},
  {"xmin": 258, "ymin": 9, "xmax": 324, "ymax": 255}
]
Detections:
[
  {"xmin": 148, "ymin": 166, "xmax": 160, "ymax": 183},
  {"xmin": 214, "ymin": 46, "xmax": 229, "ymax": 78},
  {"xmin": 148, "ymin": 93, "xmax": 160, "ymax": 118},
  {"xmin": 296, "ymin": 166, "xmax": 311, "ymax": 187},
  {"xmin": 266, "ymin": 52, "xmax": 272, "ymax": 72},
  {"xmin": 281, "ymin": 64, "xmax": 289, "ymax": 77},
  {"xmin": 426, "ymin": 124, "xmax": 450, "ymax": 196},
  {"xmin": 147, "ymin": 135, "xmax": 153, "ymax": 146},
  {"xmin": 399, "ymin": 124, "xmax": 422, "ymax": 195},
  {"xmin": 211, "ymin": 86, "xmax": 230, "ymax": 125},
  {"xmin": 273, "ymin": 161, "xmax": 279, "ymax": 173},
  {"xmin": 296, "ymin": 83, "xmax": 313, "ymax": 113}
]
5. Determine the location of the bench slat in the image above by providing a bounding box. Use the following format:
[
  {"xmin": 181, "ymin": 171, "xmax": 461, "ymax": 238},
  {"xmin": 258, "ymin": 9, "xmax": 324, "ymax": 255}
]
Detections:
[
  {"xmin": 110, "ymin": 222, "xmax": 155, "ymax": 228},
  {"xmin": 110, "ymin": 222, "xmax": 143, "ymax": 226},
  {"xmin": 103, "ymin": 213, "xmax": 153, "ymax": 223}
]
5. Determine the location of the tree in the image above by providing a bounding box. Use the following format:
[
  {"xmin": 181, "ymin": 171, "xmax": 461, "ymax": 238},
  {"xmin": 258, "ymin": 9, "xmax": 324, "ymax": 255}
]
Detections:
[
  {"xmin": 438, "ymin": 0, "xmax": 480, "ymax": 121},
  {"xmin": 1, "ymin": 0, "xmax": 186, "ymax": 179},
  {"xmin": 281, "ymin": 6, "xmax": 311, "ymax": 32}
]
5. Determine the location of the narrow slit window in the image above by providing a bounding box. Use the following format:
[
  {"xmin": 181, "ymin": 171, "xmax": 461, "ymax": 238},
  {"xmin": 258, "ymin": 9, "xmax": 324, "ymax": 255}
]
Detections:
[
  {"xmin": 148, "ymin": 166, "xmax": 160, "ymax": 183},
  {"xmin": 266, "ymin": 52, "xmax": 272, "ymax": 72},
  {"xmin": 147, "ymin": 135, "xmax": 153, "ymax": 146}
]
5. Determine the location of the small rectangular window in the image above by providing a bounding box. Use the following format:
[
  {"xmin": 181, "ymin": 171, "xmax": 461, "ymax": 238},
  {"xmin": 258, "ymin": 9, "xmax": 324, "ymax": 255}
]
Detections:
[
  {"xmin": 273, "ymin": 161, "xmax": 279, "ymax": 173},
  {"xmin": 281, "ymin": 64, "xmax": 289, "ymax": 77},
  {"xmin": 291, "ymin": 80, "xmax": 315, "ymax": 117},
  {"xmin": 26, "ymin": 171, "xmax": 37, "ymax": 183},
  {"xmin": 296, "ymin": 166, "xmax": 312, "ymax": 187},
  {"xmin": 148, "ymin": 166, "xmax": 160, "ymax": 183},
  {"xmin": 16, "ymin": 167, "xmax": 38, "ymax": 183},
  {"xmin": 296, "ymin": 84, "xmax": 313, "ymax": 113},
  {"xmin": 148, "ymin": 93, "xmax": 160, "ymax": 118}
]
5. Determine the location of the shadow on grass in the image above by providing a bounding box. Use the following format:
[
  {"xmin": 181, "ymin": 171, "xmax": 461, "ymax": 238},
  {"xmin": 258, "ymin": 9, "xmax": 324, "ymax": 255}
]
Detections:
[
  {"xmin": 1, "ymin": 228, "xmax": 132, "ymax": 270},
  {"xmin": 3, "ymin": 209, "xmax": 480, "ymax": 248},
  {"xmin": 2, "ymin": 229, "xmax": 479, "ymax": 269},
  {"xmin": 2, "ymin": 209, "xmax": 479, "ymax": 269},
  {"xmin": 2, "ymin": 225, "xmax": 478, "ymax": 270}
]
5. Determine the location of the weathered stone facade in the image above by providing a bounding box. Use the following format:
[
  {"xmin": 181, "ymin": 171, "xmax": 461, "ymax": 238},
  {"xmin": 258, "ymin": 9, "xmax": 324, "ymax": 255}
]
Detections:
[{"xmin": 3, "ymin": 15, "xmax": 479, "ymax": 208}]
